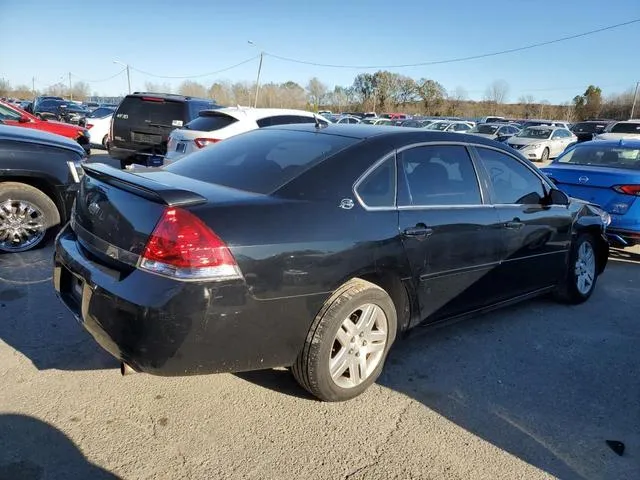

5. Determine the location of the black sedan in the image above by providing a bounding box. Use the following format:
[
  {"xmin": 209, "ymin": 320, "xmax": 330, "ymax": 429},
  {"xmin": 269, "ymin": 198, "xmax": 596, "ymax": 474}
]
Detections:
[
  {"xmin": 0, "ymin": 125, "xmax": 86, "ymax": 252},
  {"xmin": 53, "ymin": 124, "xmax": 609, "ymax": 401}
]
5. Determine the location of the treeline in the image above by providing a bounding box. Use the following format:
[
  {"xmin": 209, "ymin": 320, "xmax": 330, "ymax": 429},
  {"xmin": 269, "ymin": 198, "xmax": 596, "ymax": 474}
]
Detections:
[{"xmin": 1, "ymin": 73, "xmax": 635, "ymax": 121}]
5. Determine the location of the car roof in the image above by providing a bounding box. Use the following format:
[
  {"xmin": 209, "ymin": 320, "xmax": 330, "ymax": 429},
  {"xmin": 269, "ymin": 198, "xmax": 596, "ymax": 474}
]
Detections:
[
  {"xmin": 578, "ymin": 139, "xmax": 640, "ymax": 148},
  {"xmin": 610, "ymin": 120, "xmax": 640, "ymax": 124},
  {"xmin": 198, "ymin": 107, "xmax": 318, "ymax": 121},
  {"xmin": 127, "ymin": 92, "xmax": 214, "ymax": 103},
  {"xmin": 526, "ymin": 125, "xmax": 563, "ymax": 130},
  {"xmin": 0, "ymin": 124, "xmax": 85, "ymax": 155}
]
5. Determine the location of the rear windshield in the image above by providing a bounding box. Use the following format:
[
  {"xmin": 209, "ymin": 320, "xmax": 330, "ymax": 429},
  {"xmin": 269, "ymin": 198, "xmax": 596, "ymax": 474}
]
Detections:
[
  {"xmin": 184, "ymin": 113, "xmax": 237, "ymax": 131},
  {"xmin": 164, "ymin": 129, "xmax": 359, "ymax": 194},
  {"xmin": 116, "ymin": 97, "xmax": 185, "ymax": 128},
  {"xmin": 609, "ymin": 122, "xmax": 640, "ymax": 134},
  {"xmin": 571, "ymin": 122, "xmax": 607, "ymax": 134},
  {"xmin": 471, "ymin": 124, "xmax": 499, "ymax": 134},
  {"xmin": 516, "ymin": 127, "xmax": 552, "ymax": 139},
  {"xmin": 87, "ymin": 107, "xmax": 114, "ymax": 118},
  {"xmin": 558, "ymin": 145, "xmax": 640, "ymax": 169}
]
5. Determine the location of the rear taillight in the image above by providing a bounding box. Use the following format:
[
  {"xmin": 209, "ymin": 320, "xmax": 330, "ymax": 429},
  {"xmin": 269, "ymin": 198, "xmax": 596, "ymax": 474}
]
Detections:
[
  {"xmin": 194, "ymin": 138, "xmax": 220, "ymax": 148},
  {"xmin": 613, "ymin": 185, "xmax": 640, "ymax": 196},
  {"xmin": 139, "ymin": 207, "xmax": 242, "ymax": 281},
  {"xmin": 86, "ymin": 123, "xmax": 94, "ymax": 129}
]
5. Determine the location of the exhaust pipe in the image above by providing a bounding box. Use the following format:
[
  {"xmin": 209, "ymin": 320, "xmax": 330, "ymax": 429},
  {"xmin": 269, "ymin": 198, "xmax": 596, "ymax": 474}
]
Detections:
[{"xmin": 120, "ymin": 362, "xmax": 136, "ymax": 376}]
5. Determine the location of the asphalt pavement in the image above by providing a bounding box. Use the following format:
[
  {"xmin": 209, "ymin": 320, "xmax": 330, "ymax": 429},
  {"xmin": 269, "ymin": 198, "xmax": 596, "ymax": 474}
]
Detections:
[{"xmin": 0, "ymin": 156, "xmax": 638, "ymax": 479}]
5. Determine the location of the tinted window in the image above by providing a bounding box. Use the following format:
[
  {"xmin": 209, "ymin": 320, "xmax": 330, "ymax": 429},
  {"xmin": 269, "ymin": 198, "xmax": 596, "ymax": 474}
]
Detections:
[
  {"xmin": 476, "ymin": 148, "xmax": 545, "ymax": 204},
  {"xmin": 188, "ymin": 101, "xmax": 218, "ymax": 121},
  {"xmin": 0, "ymin": 104, "xmax": 21, "ymax": 121},
  {"xmin": 165, "ymin": 129, "xmax": 358, "ymax": 194},
  {"xmin": 472, "ymin": 124, "xmax": 499, "ymax": 134},
  {"xmin": 115, "ymin": 97, "xmax": 186, "ymax": 127},
  {"xmin": 356, "ymin": 156, "xmax": 396, "ymax": 207},
  {"xmin": 571, "ymin": 122, "xmax": 607, "ymax": 134},
  {"xmin": 87, "ymin": 107, "xmax": 114, "ymax": 118},
  {"xmin": 399, "ymin": 145, "xmax": 481, "ymax": 206},
  {"xmin": 609, "ymin": 122, "xmax": 640, "ymax": 134},
  {"xmin": 453, "ymin": 123, "xmax": 471, "ymax": 131},
  {"xmin": 558, "ymin": 144, "xmax": 640, "ymax": 170},
  {"xmin": 184, "ymin": 113, "xmax": 238, "ymax": 131},
  {"xmin": 257, "ymin": 115, "xmax": 316, "ymax": 127}
]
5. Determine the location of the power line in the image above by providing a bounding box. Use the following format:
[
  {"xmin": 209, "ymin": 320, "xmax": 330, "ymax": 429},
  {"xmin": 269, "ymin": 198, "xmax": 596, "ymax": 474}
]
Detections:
[
  {"xmin": 71, "ymin": 69, "xmax": 127, "ymax": 83},
  {"xmin": 129, "ymin": 56, "xmax": 259, "ymax": 79},
  {"xmin": 266, "ymin": 18, "xmax": 640, "ymax": 69}
]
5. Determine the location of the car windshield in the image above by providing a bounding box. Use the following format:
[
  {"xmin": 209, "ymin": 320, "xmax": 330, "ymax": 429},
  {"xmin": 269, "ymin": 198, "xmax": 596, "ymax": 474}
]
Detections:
[
  {"xmin": 558, "ymin": 145, "xmax": 640, "ymax": 169},
  {"xmin": 470, "ymin": 124, "xmax": 499, "ymax": 134},
  {"xmin": 516, "ymin": 127, "xmax": 552, "ymax": 139},
  {"xmin": 609, "ymin": 122, "xmax": 640, "ymax": 134},
  {"xmin": 425, "ymin": 122, "xmax": 450, "ymax": 131},
  {"xmin": 164, "ymin": 129, "xmax": 359, "ymax": 194}
]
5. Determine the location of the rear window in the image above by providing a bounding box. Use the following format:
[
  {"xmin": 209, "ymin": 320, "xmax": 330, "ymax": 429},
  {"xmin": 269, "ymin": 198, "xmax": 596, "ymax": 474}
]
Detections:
[
  {"xmin": 164, "ymin": 129, "xmax": 359, "ymax": 194},
  {"xmin": 609, "ymin": 122, "xmax": 640, "ymax": 134},
  {"xmin": 87, "ymin": 107, "xmax": 114, "ymax": 118},
  {"xmin": 115, "ymin": 97, "xmax": 185, "ymax": 128},
  {"xmin": 184, "ymin": 113, "xmax": 238, "ymax": 131},
  {"xmin": 558, "ymin": 145, "xmax": 640, "ymax": 169}
]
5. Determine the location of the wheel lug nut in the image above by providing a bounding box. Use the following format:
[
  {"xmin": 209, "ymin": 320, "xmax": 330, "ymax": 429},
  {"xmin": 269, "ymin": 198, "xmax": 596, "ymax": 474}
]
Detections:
[
  {"xmin": 362, "ymin": 340, "xmax": 367, "ymax": 346},
  {"xmin": 355, "ymin": 352, "xmax": 360, "ymax": 357},
  {"xmin": 348, "ymin": 349, "xmax": 353, "ymax": 354},
  {"xmin": 359, "ymin": 332, "xmax": 364, "ymax": 337}
]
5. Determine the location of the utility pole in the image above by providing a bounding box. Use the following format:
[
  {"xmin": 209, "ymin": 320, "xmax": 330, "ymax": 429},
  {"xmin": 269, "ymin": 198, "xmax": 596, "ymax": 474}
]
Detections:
[
  {"xmin": 68, "ymin": 72, "xmax": 73, "ymax": 100},
  {"xmin": 113, "ymin": 61, "xmax": 131, "ymax": 94},
  {"xmin": 631, "ymin": 81, "xmax": 640, "ymax": 120},
  {"xmin": 253, "ymin": 52, "xmax": 263, "ymax": 108}
]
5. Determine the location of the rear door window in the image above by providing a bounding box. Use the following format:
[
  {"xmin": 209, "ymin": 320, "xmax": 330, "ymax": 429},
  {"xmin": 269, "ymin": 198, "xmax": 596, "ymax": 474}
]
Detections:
[
  {"xmin": 115, "ymin": 97, "xmax": 186, "ymax": 128},
  {"xmin": 257, "ymin": 115, "xmax": 312, "ymax": 127},
  {"xmin": 184, "ymin": 113, "xmax": 238, "ymax": 132},
  {"xmin": 165, "ymin": 129, "xmax": 359, "ymax": 194}
]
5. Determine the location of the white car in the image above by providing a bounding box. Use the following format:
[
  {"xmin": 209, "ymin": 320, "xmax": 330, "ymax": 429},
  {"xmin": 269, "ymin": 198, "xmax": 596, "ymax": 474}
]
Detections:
[
  {"xmin": 595, "ymin": 120, "xmax": 640, "ymax": 141},
  {"xmin": 165, "ymin": 107, "xmax": 328, "ymax": 164},
  {"xmin": 507, "ymin": 126, "xmax": 577, "ymax": 162},
  {"xmin": 334, "ymin": 115, "xmax": 361, "ymax": 124},
  {"xmin": 84, "ymin": 107, "xmax": 116, "ymax": 148},
  {"xmin": 424, "ymin": 120, "xmax": 474, "ymax": 133}
]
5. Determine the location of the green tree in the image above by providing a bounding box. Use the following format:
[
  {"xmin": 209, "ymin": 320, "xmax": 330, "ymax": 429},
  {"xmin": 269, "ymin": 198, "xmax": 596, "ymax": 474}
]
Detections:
[{"xmin": 415, "ymin": 79, "xmax": 446, "ymax": 115}]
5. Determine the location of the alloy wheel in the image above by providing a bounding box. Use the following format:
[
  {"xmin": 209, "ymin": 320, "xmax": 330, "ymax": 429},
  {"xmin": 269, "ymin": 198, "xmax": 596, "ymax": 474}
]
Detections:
[
  {"xmin": 0, "ymin": 199, "xmax": 46, "ymax": 252},
  {"xmin": 329, "ymin": 303, "xmax": 388, "ymax": 389},
  {"xmin": 575, "ymin": 240, "xmax": 596, "ymax": 295}
]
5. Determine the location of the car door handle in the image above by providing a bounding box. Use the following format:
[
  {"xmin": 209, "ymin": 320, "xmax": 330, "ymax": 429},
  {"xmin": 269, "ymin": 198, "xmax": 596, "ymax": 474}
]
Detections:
[
  {"xmin": 505, "ymin": 221, "xmax": 525, "ymax": 230},
  {"xmin": 403, "ymin": 226, "xmax": 434, "ymax": 237}
]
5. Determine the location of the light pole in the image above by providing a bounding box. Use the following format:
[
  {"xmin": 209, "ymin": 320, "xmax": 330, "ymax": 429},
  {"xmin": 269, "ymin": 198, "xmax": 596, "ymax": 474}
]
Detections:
[
  {"xmin": 631, "ymin": 81, "xmax": 640, "ymax": 120},
  {"xmin": 248, "ymin": 41, "xmax": 263, "ymax": 108},
  {"xmin": 113, "ymin": 60, "xmax": 131, "ymax": 94}
]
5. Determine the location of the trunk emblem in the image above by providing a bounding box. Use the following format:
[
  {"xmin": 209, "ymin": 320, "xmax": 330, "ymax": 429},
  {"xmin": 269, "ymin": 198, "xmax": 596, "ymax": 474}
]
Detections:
[
  {"xmin": 578, "ymin": 176, "xmax": 589, "ymax": 184},
  {"xmin": 339, "ymin": 198, "xmax": 354, "ymax": 210}
]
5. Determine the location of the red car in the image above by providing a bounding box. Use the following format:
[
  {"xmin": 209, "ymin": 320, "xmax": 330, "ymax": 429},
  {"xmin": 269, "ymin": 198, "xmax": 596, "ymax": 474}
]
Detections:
[{"xmin": 0, "ymin": 100, "xmax": 90, "ymax": 153}]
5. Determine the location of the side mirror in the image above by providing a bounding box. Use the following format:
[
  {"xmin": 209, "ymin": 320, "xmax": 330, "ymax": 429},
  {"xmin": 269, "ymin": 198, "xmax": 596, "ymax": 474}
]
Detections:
[{"xmin": 18, "ymin": 115, "xmax": 30, "ymax": 123}]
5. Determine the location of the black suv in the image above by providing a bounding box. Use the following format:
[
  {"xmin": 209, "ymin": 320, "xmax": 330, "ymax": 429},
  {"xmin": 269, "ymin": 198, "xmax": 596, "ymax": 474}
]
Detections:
[
  {"xmin": 109, "ymin": 92, "xmax": 221, "ymax": 169},
  {"xmin": 570, "ymin": 120, "xmax": 612, "ymax": 143},
  {"xmin": 0, "ymin": 124, "xmax": 85, "ymax": 253}
]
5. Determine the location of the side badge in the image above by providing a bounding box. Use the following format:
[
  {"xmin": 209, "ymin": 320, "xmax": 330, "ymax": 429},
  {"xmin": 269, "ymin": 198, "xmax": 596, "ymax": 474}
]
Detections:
[{"xmin": 339, "ymin": 198, "xmax": 354, "ymax": 210}]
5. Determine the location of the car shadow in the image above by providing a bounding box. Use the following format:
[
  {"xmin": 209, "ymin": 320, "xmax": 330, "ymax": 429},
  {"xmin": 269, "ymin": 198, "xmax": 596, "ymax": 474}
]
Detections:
[
  {"xmin": 0, "ymin": 247, "xmax": 118, "ymax": 372},
  {"xmin": 238, "ymin": 279, "xmax": 639, "ymax": 479},
  {"xmin": 0, "ymin": 414, "xmax": 121, "ymax": 480}
]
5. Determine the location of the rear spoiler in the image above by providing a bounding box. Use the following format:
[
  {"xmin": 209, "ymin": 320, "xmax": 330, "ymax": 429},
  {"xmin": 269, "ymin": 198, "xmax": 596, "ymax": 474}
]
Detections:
[{"xmin": 82, "ymin": 163, "xmax": 207, "ymax": 207}]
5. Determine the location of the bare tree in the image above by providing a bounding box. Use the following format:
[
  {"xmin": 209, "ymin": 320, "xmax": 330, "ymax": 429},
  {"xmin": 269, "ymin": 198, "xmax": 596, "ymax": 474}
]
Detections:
[
  {"xmin": 447, "ymin": 86, "xmax": 467, "ymax": 116},
  {"xmin": 209, "ymin": 81, "xmax": 233, "ymax": 105},
  {"xmin": 177, "ymin": 80, "xmax": 207, "ymax": 98},
  {"xmin": 231, "ymin": 82, "xmax": 253, "ymax": 106},
  {"xmin": 307, "ymin": 77, "xmax": 328, "ymax": 110},
  {"xmin": 484, "ymin": 80, "xmax": 510, "ymax": 104},
  {"xmin": 144, "ymin": 81, "xmax": 172, "ymax": 94},
  {"xmin": 10, "ymin": 84, "xmax": 33, "ymax": 99},
  {"xmin": 69, "ymin": 81, "xmax": 90, "ymax": 101},
  {"xmin": 0, "ymin": 79, "xmax": 11, "ymax": 97}
]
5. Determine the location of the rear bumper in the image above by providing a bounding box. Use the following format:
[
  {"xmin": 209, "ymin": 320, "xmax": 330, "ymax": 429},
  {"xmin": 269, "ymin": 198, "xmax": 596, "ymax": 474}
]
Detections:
[{"xmin": 53, "ymin": 225, "xmax": 321, "ymax": 376}]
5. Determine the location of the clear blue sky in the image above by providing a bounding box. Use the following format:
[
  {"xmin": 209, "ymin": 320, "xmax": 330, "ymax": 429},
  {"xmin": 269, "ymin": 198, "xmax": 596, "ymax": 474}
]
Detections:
[{"xmin": 1, "ymin": 0, "xmax": 638, "ymax": 103}]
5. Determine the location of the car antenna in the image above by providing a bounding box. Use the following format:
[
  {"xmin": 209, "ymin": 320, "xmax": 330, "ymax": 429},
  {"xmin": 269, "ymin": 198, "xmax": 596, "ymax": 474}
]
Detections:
[{"xmin": 314, "ymin": 115, "xmax": 327, "ymax": 129}]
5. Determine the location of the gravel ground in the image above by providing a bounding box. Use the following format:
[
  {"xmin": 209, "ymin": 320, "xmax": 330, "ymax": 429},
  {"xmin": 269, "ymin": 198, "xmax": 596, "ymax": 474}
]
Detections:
[{"xmin": 0, "ymin": 160, "xmax": 638, "ymax": 479}]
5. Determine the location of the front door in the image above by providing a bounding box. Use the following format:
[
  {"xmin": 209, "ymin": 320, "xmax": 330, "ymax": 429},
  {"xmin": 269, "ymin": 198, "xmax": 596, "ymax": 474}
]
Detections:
[
  {"xmin": 397, "ymin": 144, "xmax": 504, "ymax": 324},
  {"xmin": 473, "ymin": 146, "xmax": 573, "ymax": 295}
]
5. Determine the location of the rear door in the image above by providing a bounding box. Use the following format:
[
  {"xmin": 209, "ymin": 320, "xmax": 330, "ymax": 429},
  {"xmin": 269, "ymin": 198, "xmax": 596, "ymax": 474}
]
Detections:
[
  {"xmin": 112, "ymin": 96, "xmax": 187, "ymax": 155},
  {"xmin": 396, "ymin": 143, "xmax": 504, "ymax": 324},
  {"xmin": 474, "ymin": 146, "xmax": 572, "ymax": 295}
]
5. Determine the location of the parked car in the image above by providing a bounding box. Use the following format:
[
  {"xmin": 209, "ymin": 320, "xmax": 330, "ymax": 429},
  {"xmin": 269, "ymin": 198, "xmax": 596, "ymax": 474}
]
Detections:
[
  {"xmin": 53, "ymin": 124, "xmax": 609, "ymax": 402},
  {"xmin": 468, "ymin": 123, "xmax": 521, "ymax": 141},
  {"xmin": 507, "ymin": 126, "xmax": 577, "ymax": 162},
  {"xmin": 109, "ymin": 92, "xmax": 221, "ymax": 169},
  {"xmin": 0, "ymin": 100, "xmax": 91, "ymax": 153},
  {"xmin": 478, "ymin": 116, "xmax": 505, "ymax": 124},
  {"xmin": 521, "ymin": 120, "xmax": 571, "ymax": 129},
  {"xmin": 570, "ymin": 121, "xmax": 611, "ymax": 143},
  {"xmin": 399, "ymin": 119, "xmax": 432, "ymax": 128},
  {"xmin": 85, "ymin": 107, "xmax": 116, "ymax": 149},
  {"xmin": 360, "ymin": 118, "xmax": 394, "ymax": 126},
  {"xmin": 0, "ymin": 125, "xmax": 85, "ymax": 253},
  {"xmin": 424, "ymin": 120, "xmax": 474, "ymax": 133},
  {"xmin": 32, "ymin": 98, "xmax": 68, "ymax": 120},
  {"xmin": 165, "ymin": 107, "xmax": 328, "ymax": 164},
  {"xmin": 28, "ymin": 96, "xmax": 63, "ymax": 114},
  {"xmin": 595, "ymin": 120, "xmax": 640, "ymax": 141},
  {"xmin": 334, "ymin": 115, "xmax": 361, "ymax": 124},
  {"xmin": 541, "ymin": 139, "xmax": 639, "ymax": 247},
  {"xmin": 58, "ymin": 102, "xmax": 90, "ymax": 126}
]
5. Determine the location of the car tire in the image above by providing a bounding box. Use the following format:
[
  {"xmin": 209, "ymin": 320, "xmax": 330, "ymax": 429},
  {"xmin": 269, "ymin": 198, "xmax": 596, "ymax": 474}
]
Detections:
[
  {"xmin": 102, "ymin": 135, "xmax": 109, "ymax": 149},
  {"xmin": 0, "ymin": 182, "xmax": 60, "ymax": 253},
  {"xmin": 292, "ymin": 278, "xmax": 397, "ymax": 402},
  {"xmin": 541, "ymin": 148, "xmax": 550, "ymax": 162},
  {"xmin": 554, "ymin": 233, "xmax": 599, "ymax": 304},
  {"xmin": 119, "ymin": 160, "xmax": 130, "ymax": 170}
]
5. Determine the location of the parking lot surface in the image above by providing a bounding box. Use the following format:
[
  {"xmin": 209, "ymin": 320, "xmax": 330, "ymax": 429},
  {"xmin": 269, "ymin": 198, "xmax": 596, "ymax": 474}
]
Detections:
[{"xmin": 1, "ymin": 172, "xmax": 639, "ymax": 479}]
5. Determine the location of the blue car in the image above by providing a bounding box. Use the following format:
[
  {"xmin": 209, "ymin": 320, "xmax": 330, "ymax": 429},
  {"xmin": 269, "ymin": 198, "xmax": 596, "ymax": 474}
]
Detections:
[{"xmin": 541, "ymin": 139, "xmax": 640, "ymax": 247}]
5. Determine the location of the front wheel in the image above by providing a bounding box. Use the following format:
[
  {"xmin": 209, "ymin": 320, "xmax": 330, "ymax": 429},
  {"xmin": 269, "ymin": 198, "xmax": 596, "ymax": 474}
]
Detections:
[
  {"xmin": 541, "ymin": 147, "xmax": 550, "ymax": 162},
  {"xmin": 554, "ymin": 234, "xmax": 599, "ymax": 304},
  {"xmin": 292, "ymin": 278, "xmax": 397, "ymax": 402}
]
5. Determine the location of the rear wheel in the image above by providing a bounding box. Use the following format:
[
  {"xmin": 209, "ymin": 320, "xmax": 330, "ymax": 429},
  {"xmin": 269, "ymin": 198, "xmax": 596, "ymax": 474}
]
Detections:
[
  {"xmin": 292, "ymin": 278, "xmax": 397, "ymax": 402},
  {"xmin": 554, "ymin": 233, "xmax": 598, "ymax": 304},
  {"xmin": 0, "ymin": 182, "xmax": 60, "ymax": 253},
  {"xmin": 541, "ymin": 147, "xmax": 550, "ymax": 162}
]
